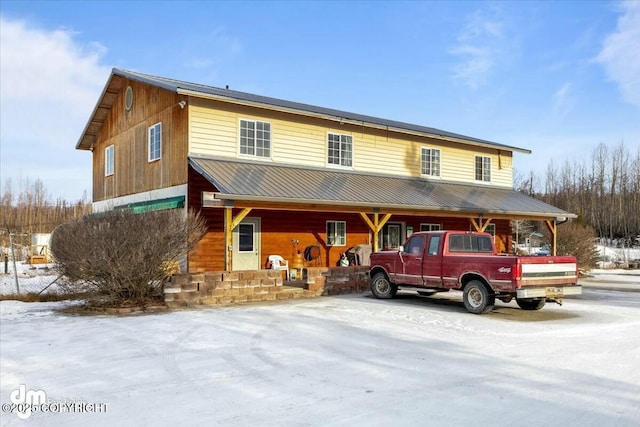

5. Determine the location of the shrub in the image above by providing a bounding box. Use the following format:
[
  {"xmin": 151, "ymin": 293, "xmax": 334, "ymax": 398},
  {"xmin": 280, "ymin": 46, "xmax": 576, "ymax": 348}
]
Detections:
[
  {"xmin": 554, "ymin": 222, "xmax": 600, "ymax": 271},
  {"xmin": 50, "ymin": 209, "xmax": 206, "ymax": 306}
]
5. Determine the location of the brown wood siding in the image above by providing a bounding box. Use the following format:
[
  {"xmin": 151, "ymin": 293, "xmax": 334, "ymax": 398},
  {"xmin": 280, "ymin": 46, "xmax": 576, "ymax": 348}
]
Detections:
[
  {"xmin": 259, "ymin": 210, "xmax": 370, "ymax": 269},
  {"xmin": 92, "ymin": 77, "xmax": 189, "ymax": 202}
]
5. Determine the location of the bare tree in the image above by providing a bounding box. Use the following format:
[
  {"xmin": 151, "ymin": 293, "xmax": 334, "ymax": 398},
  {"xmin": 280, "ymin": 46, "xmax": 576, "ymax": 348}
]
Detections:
[{"xmin": 516, "ymin": 141, "xmax": 639, "ymax": 244}]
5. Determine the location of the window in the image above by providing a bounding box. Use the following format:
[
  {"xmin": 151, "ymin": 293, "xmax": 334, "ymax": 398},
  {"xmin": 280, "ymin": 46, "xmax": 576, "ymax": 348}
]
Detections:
[
  {"xmin": 105, "ymin": 145, "xmax": 114, "ymax": 176},
  {"xmin": 449, "ymin": 234, "xmax": 494, "ymax": 253},
  {"xmin": 485, "ymin": 224, "xmax": 496, "ymax": 237},
  {"xmin": 238, "ymin": 223, "xmax": 254, "ymax": 252},
  {"xmin": 427, "ymin": 235, "xmax": 442, "ymax": 256},
  {"xmin": 327, "ymin": 133, "xmax": 352, "ymax": 167},
  {"xmin": 326, "ymin": 221, "xmax": 346, "ymax": 246},
  {"xmin": 421, "ymin": 148, "xmax": 441, "ymax": 177},
  {"xmin": 475, "ymin": 155, "xmax": 491, "ymax": 182},
  {"xmin": 240, "ymin": 119, "xmax": 271, "ymax": 158},
  {"xmin": 148, "ymin": 123, "xmax": 162, "ymax": 162},
  {"xmin": 404, "ymin": 235, "xmax": 425, "ymax": 255},
  {"xmin": 420, "ymin": 223, "xmax": 441, "ymax": 232}
]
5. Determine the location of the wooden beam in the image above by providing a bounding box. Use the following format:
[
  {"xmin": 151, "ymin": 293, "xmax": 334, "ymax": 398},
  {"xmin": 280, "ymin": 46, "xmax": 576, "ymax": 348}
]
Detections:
[
  {"xmin": 545, "ymin": 219, "xmax": 557, "ymax": 255},
  {"xmin": 359, "ymin": 212, "xmax": 375, "ymax": 231},
  {"xmin": 231, "ymin": 208, "xmax": 252, "ymax": 229},
  {"xmin": 360, "ymin": 212, "xmax": 393, "ymax": 252},
  {"xmin": 470, "ymin": 218, "xmax": 481, "ymax": 232},
  {"xmin": 224, "ymin": 208, "xmax": 232, "ymax": 271},
  {"xmin": 214, "ymin": 199, "xmax": 563, "ymax": 222},
  {"xmin": 470, "ymin": 217, "xmax": 494, "ymax": 232},
  {"xmin": 480, "ymin": 218, "xmax": 493, "ymax": 232},
  {"xmin": 378, "ymin": 213, "xmax": 392, "ymax": 230}
]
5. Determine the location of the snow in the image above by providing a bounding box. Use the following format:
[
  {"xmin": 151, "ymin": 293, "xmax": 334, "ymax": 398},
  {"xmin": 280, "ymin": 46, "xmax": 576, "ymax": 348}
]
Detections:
[
  {"xmin": 2, "ymin": 284, "xmax": 640, "ymax": 426},
  {"xmin": 0, "ymin": 263, "xmax": 60, "ymax": 295}
]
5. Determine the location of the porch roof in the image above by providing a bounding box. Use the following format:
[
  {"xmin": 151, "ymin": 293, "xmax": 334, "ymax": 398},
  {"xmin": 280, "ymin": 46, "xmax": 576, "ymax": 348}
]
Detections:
[{"xmin": 189, "ymin": 157, "xmax": 576, "ymax": 220}]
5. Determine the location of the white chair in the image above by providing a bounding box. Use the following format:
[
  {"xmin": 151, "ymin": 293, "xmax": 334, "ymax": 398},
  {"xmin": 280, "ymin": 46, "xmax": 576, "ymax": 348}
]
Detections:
[{"xmin": 268, "ymin": 255, "xmax": 289, "ymax": 280}]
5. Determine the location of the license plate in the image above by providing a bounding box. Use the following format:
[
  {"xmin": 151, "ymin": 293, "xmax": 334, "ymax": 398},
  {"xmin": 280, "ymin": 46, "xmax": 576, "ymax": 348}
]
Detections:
[{"xmin": 546, "ymin": 287, "xmax": 563, "ymax": 296}]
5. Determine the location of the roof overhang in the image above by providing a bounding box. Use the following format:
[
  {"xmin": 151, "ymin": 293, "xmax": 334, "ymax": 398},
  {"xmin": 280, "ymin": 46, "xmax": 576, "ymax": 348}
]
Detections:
[{"xmin": 76, "ymin": 73, "xmax": 126, "ymax": 151}]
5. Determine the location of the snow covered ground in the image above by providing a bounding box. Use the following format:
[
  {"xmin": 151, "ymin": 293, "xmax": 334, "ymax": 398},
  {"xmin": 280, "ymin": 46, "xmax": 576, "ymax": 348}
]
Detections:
[{"xmin": 1, "ymin": 281, "xmax": 639, "ymax": 426}]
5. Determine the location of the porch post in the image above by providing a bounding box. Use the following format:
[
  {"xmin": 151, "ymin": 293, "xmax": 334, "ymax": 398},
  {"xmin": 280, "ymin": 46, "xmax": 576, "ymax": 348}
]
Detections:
[
  {"xmin": 359, "ymin": 212, "xmax": 392, "ymax": 252},
  {"xmin": 224, "ymin": 208, "xmax": 233, "ymax": 271},
  {"xmin": 470, "ymin": 217, "xmax": 493, "ymax": 232},
  {"xmin": 545, "ymin": 219, "xmax": 558, "ymax": 256}
]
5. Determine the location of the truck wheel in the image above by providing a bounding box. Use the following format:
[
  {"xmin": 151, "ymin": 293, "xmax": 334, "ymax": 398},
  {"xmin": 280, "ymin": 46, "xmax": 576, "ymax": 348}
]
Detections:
[
  {"xmin": 516, "ymin": 298, "xmax": 546, "ymax": 310},
  {"xmin": 371, "ymin": 272, "xmax": 397, "ymax": 299},
  {"xmin": 463, "ymin": 280, "xmax": 495, "ymax": 314}
]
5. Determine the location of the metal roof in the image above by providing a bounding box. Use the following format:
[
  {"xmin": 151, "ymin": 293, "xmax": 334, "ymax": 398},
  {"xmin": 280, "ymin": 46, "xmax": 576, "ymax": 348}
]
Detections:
[
  {"xmin": 77, "ymin": 68, "xmax": 532, "ymax": 154},
  {"xmin": 189, "ymin": 157, "xmax": 575, "ymax": 219}
]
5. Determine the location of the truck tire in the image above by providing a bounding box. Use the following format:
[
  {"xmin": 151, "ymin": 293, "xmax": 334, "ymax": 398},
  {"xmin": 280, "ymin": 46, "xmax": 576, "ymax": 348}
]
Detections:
[
  {"xmin": 463, "ymin": 280, "xmax": 495, "ymax": 314},
  {"xmin": 371, "ymin": 272, "xmax": 397, "ymax": 299},
  {"xmin": 516, "ymin": 298, "xmax": 546, "ymax": 310}
]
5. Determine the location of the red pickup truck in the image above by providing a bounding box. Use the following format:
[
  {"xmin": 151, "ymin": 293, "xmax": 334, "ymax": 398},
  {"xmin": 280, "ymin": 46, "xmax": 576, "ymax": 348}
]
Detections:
[{"xmin": 369, "ymin": 230, "xmax": 581, "ymax": 314}]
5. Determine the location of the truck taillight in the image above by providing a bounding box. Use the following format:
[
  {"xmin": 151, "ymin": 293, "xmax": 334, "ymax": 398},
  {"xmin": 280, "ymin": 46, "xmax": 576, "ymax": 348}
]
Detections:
[{"xmin": 515, "ymin": 263, "xmax": 522, "ymax": 281}]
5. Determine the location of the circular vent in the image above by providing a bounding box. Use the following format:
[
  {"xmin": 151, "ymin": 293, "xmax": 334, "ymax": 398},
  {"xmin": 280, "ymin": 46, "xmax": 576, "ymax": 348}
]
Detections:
[{"xmin": 124, "ymin": 86, "xmax": 134, "ymax": 111}]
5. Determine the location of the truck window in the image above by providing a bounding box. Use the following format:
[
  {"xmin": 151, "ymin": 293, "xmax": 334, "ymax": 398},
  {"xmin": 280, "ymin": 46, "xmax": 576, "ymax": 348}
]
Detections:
[
  {"xmin": 478, "ymin": 236, "xmax": 493, "ymax": 252},
  {"xmin": 404, "ymin": 235, "xmax": 424, "ymax": 254},
  {"xmin": 427, "ymin": 235, "xmax": 441, "ymax": 256},
  {"xmin": 449, "ymin": 234, "xmax": 493, "ymax": 253}
]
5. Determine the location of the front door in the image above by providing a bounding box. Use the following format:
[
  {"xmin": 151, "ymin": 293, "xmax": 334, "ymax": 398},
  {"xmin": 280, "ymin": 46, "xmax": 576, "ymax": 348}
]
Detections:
[
  {"xmin": 380, "ymin": 222, "xmax": 404, "ymax": 250},
  {"xmin": 232, "ymin": 217, "xmax": 261, "ymax": 271}
]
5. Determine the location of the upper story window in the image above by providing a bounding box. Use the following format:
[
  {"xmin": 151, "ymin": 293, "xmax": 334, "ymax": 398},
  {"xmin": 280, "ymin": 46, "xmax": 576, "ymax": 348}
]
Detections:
[
  {"xmin": 148, "ymin": 122, "xmax": 162, "ymax": 162},
  {"xmin": 105, "ymin": 145, "xmax": 114, "ymax": 176},
  {"xmin": 421, "ymin": 148, "xmax": 441, "ymax": 177},
  {"xmin": 475, "ymin": 155, "xmax": 491, "ymax": 182},
  {"xmin": 240, "ymin": 119, "xmax": 271, "ymax": 158},
  {"xmin": 326, "ymin": 220, "xmax": 346, "ymax": 246},
  {"xmin": 327, "ymin": 133, "xmax": 352, "ymax": 167}
]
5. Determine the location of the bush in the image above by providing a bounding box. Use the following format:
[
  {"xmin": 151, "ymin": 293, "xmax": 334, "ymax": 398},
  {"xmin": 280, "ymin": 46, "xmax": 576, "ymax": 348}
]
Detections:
[
  {"xmin": 554, "ymin": 222, "xmax": 600, "ymax": 271},
  {"xmin": 50, "ymin": 209, "xmax": 206, "ymax": 306}
]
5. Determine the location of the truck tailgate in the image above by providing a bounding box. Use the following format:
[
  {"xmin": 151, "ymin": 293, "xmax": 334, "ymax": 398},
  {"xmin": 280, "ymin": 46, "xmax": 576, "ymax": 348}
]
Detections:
[{"xmin": 517, "ymin": 257, "xmax": 579, "ymax": 297}]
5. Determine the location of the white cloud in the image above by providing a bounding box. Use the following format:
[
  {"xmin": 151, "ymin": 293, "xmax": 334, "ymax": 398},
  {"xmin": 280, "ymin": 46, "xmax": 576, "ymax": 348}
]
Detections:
[
  {"xmin": 597, "ymin": 1, "xmax": 640, "ymax": 108},
  {"xmin": 552, "ymin": 82, "xmax": 574, "ymax": 117},
  {"xmin": 0, "ymin": 15, "xmax": 111, "ymax": 200},
  {"xmin": 0, "ymin": 16, "xmax": 110, "ymax": 147},
  {"xmin": 449, "ymin": 8, "xmax": 507, "ymax": 90}
]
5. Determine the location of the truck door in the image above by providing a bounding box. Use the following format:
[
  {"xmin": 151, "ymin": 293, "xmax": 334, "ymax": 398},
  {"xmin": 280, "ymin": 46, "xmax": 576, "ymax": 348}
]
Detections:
[
  {"xmin": 423, "ymin": 234, "xmax": 443, "ymax": 287},
  {"xmin": 398, "ymin": 234, "xmax": 426, "ymax": 285}
]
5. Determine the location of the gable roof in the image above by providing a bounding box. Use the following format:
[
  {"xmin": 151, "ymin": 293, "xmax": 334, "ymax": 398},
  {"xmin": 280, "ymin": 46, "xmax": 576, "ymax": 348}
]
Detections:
[
  {"xmin": 189, "ymin": 156, "xmax": 574, "ymax": 220},
  {"xmin": 77, "ymin": 68, "xmax": 532, "ymax": 155}
]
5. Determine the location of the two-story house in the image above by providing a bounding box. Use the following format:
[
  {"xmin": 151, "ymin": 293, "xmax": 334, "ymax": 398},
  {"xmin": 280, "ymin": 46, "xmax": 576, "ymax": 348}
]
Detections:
[{"xmin": 76, "ymin": 68, "xmax": 574, "ymax": 273}]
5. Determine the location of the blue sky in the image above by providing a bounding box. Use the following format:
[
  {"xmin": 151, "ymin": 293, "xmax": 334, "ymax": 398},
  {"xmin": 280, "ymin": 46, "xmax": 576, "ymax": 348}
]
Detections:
[{"xmin": 1, "ymin": 0, "xmax": 638, "ymax": 201}]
